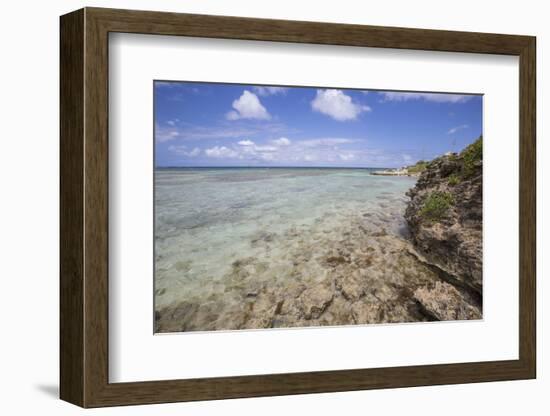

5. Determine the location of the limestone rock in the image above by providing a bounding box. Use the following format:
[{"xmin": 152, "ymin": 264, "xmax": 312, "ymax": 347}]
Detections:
[
  {"xmin": 298, "ymin": 283, "xmax": 334, "ymax": 319},
  {"xmin": 337, "ymin": 271, "xmax": 367, "ymax": 301},
  {"xmin": 414, "ymin": 281, "xmax": 482, "ymax": 321},
  {"xmin": 405, "ymin": 137, "xmax": 483, "ymax": 295}
]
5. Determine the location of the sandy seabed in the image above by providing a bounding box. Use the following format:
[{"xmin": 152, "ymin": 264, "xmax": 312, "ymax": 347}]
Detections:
[{"xmin": 154, "ymin": 168, "xmax": 474, "ymax": 333}]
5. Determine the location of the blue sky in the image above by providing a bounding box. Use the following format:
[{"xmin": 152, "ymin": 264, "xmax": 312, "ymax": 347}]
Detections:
[{"xmin": 154, "ymin": 81, "xmax": 482, "ymax": 168}]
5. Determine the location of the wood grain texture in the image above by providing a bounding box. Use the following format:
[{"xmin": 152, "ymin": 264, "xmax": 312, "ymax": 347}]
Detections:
[
  {"xmin": 518, "ymin": 38, "xmax": 536, "ymax": 376},
  {"xmin": 59, "ymin": 7, "xmax": 537, "ymax": 408},
  {"xmin": 88, "ymin": 7, "xmax": 532, "ymax": 55},
  {"xmin": 59, "ymin": 8, "xmax": 84, "ymax": 406},
  {"xmin": 83, "ymin": 10, "xmax": 110, "ymax": 406}
]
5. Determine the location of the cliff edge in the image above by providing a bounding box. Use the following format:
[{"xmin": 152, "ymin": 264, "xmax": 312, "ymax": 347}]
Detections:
[{"xmin": 405, "ymin": 137, "xmax": 483, "ymax": 303}]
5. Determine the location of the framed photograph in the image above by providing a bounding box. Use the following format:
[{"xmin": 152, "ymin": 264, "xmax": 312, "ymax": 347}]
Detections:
[{"xmin": 60, "ymin": 7, "xmax": 536, "ymax": 407}]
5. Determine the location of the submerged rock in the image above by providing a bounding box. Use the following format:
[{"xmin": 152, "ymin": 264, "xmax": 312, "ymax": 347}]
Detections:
[
  {"xmin": 324, "ymin": 255, "xmax": 350, "ymax": 267},
  {"xmin": 298, "ymin": 282, "xmax": 334, "ymax": 319},
  {"xmin": 337, "ymin": 271, "xmax": 367, "ymax": 301}
]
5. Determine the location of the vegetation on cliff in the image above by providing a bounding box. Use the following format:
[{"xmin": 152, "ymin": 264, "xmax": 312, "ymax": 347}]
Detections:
[
  {"xmin": 462, "ymin": 136, "xmax": 483, "ymax": 177},
  {"xmin": 406, "ymin": 160, "xmax": 429, "ymax": 174},
  {"xmin": 419, "ymin": 191, "xmax": 454, "ymax": 221}
]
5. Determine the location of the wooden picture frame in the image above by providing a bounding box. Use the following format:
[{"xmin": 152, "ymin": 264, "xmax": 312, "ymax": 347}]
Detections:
[{"xmin": 60, "ymin": 7, "xmax": 536, "ymax": 408}]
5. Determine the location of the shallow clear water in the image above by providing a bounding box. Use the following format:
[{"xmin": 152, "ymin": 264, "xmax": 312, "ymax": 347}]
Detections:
[{"xmin": 154, "ymin": 168, "xmax": 420, "ymax": 331}]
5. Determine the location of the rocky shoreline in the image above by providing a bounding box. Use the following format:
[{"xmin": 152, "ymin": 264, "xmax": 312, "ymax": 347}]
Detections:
[
  {"xmin": 155, "ymin": 138, "xmax": 483, "ymax": 332},
  {"xmin": 405, "ymin": 136, "xmax": 483, "ymax": 318},
  {"xmin": 155, "ymin": 209, "xmax": 446, "ymax": 333}
]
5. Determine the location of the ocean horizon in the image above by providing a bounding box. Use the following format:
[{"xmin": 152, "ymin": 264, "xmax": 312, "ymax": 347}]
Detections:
[{"xmin": 155, "ymin": 166, "xmax": 397, "ymax": 170}]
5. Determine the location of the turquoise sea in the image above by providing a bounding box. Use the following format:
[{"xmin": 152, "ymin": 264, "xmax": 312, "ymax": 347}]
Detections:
[{"xmin": 154, "ymin": 168, "xmax": 421, "ymax": 331}]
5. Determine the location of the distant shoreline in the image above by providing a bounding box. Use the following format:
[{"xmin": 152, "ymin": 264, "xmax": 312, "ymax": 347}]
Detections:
[{"xmin": 370, "ymin": 169, "xmax": 421, "ymax": 177}]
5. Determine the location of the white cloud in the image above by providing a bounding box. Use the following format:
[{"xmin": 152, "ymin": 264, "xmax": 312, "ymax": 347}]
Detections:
[
  {"xmin": 231, "ymin": 140, "xmax": 282, "ymax": 161},
  {"xmin": 447, "ymin": 124, "xmax": 469, "ymax": 134},
  {"xmin": 299, "ymin": 138, "xmax": 356, "ymax": 147},
  {"xmin": 158, "ymin": 120, "xmax": 264, "ymax": 143},
  {"xmin": 259, "ymin": 153, "xmax": 277, "ymax": 161},
  {"xmin": 311, "ymin": 89, "xmax": 371, "ymax": 121},
  {"xmin": 339, "ymin": 153, "xmax": 356, "ymax": 161},
  {"xmin": 199, "ymin": 136, "xmax": 393, "ymax": 166},
  {"xmin": 225, "ymin": 111, "xmax": 240, "ymax": 120},
  {"xmin": 379, "ymin": 92, "xmax": 473, "ymax": 103},
  {"xmin": 205, "ymin": 146, "xmax": 239, "ymax": 158},
  {"xmin": 162, "ymin": 123, "xmax": 285, "ymax": 141},
  {"xmin": 271, "ymin": 137, "xmax": 291, "ymax": 146},
  {"xmin": 188, "ymin": 147, "xmax": 201, "ymax": 157},
  {"xmin": 188, "ymin": 136, "xmax": 430, "ymax": 167},
  {"xmin": 226, "ymin": 90, "xmax": 271, "ymax": 120},
  {"xmin": 155, "ymin": 125, "xmax": 180, "ymax": 142},
  {"xmin": 168, "ymin": 145, "xmax": 201, "ymax": 157},
  {"xmin": 253, "ymin": 86, "xmax": 288, "ymax": 96},
  {"xmin": 168, "ymin": 145, "xmax": 185, "ymax": 153},
  {"xmin": 254, "ymin": 145, "xmax": 278, "ymax": 152}
]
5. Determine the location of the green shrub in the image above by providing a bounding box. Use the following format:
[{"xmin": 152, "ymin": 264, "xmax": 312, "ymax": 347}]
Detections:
[
  {"xmin": 448, "ymin": 174, "xmax": 460, "ymax": 186},
  {"xmin": 461, "ymin": 136, "xmax": 482, "ymax": 177},
  {"xmin": 420, "ymin": 191, "xmax": 454, "ymax": 221},
  {"xmin": 407, "ymin": 161, "xmax": 428, "ymax": 174}
]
